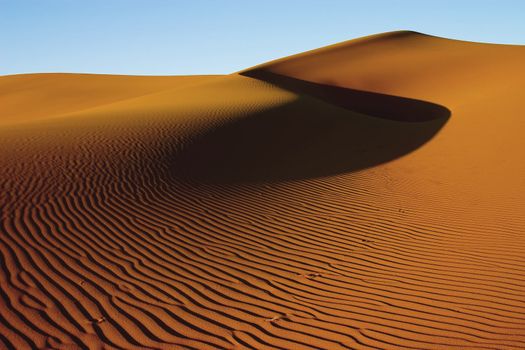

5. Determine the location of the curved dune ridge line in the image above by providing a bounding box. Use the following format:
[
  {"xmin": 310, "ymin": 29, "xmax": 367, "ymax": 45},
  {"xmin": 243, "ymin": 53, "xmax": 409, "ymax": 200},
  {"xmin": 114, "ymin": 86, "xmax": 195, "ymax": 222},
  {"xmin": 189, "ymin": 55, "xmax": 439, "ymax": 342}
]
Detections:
[{"xmin": 0, "ymin": 31, "xmax": 525, "ymax": 350}]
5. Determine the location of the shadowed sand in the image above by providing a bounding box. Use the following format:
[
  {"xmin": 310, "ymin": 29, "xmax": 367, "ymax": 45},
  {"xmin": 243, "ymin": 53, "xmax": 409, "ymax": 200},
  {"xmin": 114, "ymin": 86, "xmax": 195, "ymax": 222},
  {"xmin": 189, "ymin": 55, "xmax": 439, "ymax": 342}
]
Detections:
[
  {"xmin": 241, "ymin": 70, "xmax": 450, "ymax": 122},
  {"xmin": 173, "ymin": 89, "xmax": 449, "ymax": 184},
  {"xmin": 1, "ymin": 31, "xmax": 525, "ymax": 350}
]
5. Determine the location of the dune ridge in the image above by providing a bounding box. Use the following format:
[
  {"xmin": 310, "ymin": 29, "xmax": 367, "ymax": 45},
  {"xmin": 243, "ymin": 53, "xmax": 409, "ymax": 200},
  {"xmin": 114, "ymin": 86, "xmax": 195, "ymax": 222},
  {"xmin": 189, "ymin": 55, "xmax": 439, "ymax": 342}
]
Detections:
[{"xmin": 1, "ymin": 31, "xmax": 525, "ymax": 349}]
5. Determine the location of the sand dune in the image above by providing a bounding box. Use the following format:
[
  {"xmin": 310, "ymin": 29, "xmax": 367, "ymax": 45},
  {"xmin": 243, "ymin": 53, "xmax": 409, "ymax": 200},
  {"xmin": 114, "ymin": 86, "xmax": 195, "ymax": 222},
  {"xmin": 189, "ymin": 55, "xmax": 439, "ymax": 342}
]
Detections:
[{"xmin": 1, "ymin": 31, "xmax": 525, "ymax": 349}]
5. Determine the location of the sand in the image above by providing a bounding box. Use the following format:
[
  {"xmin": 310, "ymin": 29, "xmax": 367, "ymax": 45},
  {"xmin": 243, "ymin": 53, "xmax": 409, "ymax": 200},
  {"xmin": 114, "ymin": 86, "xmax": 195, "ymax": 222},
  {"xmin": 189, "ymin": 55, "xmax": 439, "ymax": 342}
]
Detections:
[{"xmin": 1, "ymin": 31, "xmax": 525, "ymax": 349}]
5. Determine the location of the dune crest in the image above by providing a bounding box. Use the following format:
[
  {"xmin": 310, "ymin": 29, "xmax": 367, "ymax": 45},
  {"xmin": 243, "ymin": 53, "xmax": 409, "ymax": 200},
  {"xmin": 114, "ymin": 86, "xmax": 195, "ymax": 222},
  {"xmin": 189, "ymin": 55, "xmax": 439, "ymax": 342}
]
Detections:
[{"xmin": 1, "ymin": 31, "xmax": 525, "ymax": 349}]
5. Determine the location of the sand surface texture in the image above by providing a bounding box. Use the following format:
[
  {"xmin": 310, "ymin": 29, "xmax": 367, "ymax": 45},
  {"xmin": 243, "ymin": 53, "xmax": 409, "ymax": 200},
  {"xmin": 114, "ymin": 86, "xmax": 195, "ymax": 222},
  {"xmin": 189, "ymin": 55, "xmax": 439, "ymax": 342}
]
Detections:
[{"xmin": 1, "ymin": 31, "xmax": 525, "ymax": 349}]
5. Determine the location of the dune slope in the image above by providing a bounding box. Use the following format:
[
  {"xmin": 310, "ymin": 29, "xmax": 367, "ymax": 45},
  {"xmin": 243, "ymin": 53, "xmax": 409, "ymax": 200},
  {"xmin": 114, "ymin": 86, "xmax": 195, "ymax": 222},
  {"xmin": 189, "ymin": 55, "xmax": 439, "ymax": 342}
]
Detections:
[{"xmin": 1, "ymin": 31, "xmax": 525, "ymax": 349}]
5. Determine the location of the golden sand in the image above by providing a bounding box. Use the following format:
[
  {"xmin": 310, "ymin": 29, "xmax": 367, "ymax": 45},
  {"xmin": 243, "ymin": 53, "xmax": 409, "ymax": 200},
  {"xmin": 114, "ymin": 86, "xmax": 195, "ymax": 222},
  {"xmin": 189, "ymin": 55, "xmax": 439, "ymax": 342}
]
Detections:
[{"xmin": 1, "ymin": 31, "xmax": 525, "ymax": 349}]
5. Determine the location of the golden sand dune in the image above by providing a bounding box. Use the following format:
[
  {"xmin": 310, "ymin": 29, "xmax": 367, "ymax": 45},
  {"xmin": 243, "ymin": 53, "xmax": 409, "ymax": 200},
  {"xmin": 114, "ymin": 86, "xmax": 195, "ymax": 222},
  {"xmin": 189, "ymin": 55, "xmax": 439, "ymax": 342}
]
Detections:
[{"xmin": 1, "ymin": 31, "xmax": 525, "ymax": 349}]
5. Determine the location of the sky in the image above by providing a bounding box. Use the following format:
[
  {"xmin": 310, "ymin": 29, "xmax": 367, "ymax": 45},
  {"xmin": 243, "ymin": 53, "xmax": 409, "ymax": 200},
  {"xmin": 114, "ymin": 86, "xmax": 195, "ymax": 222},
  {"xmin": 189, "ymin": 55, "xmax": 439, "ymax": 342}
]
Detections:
[{"xmin": 1, "ymin": 0, "xmax": 525, "ymax": 76}]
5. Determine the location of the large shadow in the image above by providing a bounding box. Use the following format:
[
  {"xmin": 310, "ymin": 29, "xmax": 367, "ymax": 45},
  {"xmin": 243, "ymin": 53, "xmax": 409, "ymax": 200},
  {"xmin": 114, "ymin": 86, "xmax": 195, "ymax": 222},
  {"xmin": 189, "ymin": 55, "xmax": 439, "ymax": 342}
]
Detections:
[{"xmin": 170, "ymin": 72, "xmax": 450, "ymax": 184}]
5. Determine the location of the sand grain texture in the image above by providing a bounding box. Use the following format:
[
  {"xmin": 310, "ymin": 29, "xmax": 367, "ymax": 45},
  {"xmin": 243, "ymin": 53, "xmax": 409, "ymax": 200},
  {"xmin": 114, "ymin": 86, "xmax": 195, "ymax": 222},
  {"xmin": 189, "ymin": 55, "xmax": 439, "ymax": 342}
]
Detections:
[{"xmin": 1, "ymin": 31, "xmax": 525, "ymax": 349}]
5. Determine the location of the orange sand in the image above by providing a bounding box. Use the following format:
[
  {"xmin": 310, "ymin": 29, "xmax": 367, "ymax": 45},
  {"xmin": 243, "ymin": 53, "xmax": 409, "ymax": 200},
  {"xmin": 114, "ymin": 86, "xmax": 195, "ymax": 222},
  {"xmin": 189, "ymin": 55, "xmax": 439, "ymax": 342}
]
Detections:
[{"xmin": 1, "ymin": 31, "xmax": 525, "ymax": 349}]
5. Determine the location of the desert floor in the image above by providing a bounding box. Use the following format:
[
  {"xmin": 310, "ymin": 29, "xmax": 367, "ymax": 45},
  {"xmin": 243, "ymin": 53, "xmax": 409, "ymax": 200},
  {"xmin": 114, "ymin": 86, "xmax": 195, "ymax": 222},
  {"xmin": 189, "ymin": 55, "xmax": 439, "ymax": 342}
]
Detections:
[{"xmin": 1, "ymin": 31, "xmax": 525, "ymax": 349}]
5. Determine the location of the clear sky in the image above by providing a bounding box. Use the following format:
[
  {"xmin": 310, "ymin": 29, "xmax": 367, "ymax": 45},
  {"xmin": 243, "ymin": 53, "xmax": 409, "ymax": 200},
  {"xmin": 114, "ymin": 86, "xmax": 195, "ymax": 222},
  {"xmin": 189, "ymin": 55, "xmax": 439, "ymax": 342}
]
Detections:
[{"xmin": 1, "ymin": 0, "xmax": 524, "ymax": 76}]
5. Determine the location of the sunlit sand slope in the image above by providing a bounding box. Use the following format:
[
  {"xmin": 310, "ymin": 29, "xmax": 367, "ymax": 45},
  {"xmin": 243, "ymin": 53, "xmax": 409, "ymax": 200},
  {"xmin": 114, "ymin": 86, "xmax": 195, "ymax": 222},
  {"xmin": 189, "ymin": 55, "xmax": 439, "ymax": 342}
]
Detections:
[
  {"xmin": 1, "ymin": 31, "xmax": 525, "ymax": 349},
  {"xmin": 0, "ymin": 73, "xmax": 218, "ymax": 125}
]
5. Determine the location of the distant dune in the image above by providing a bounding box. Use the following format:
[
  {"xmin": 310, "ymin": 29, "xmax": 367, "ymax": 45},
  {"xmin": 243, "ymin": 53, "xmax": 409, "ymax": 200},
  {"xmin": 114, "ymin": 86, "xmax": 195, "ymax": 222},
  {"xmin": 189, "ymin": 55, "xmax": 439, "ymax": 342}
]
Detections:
[{"xmin": 1, "ymin": 31, "xmax": 525, "ymax": 349}]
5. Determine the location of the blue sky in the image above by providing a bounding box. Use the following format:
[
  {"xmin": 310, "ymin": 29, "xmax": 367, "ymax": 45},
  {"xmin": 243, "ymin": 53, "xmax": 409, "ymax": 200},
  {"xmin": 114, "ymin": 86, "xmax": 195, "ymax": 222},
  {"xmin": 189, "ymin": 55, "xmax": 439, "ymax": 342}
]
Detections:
[{"xmin": 1, "ymin": 0, "xmax": 524, "ymax": 75}]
